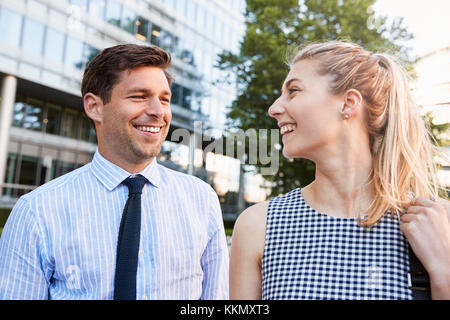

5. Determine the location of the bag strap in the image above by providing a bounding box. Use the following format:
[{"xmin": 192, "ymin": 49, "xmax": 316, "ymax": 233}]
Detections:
[{"xmin": 408, "ymin": 244, "xmax": 431, "ymax": 300}]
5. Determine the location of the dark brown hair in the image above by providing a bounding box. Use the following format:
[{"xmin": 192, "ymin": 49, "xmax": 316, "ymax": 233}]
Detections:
[{"xmin": 81, "ymin": 44, "xmax": 173, "ymax": 104}]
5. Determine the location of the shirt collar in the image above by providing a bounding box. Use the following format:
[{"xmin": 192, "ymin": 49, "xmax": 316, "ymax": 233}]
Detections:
[{"xmin": 91, "ymin": 150, "xmax": 161, "ymax": 191}]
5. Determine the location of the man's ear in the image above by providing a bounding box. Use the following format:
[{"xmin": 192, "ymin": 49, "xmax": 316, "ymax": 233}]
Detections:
[
  {"xmin": 84, "ymin": 93, "xmax": 104, "ymax": 125},
  {"xmin": 341, "ymin": 89, "xmax": 363, "ymax": 119}
]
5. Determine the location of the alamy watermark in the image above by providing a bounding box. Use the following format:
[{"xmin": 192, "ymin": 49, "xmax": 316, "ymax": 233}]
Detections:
[{"xmin": 170, "ymin": 121, "xmax": 280, "ymax": 175}]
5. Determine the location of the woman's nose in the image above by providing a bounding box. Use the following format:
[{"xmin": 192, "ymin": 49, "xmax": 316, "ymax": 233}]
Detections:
[{"xmin": 268, "ymin": 97, "xmax": 285, "ymax": 118}]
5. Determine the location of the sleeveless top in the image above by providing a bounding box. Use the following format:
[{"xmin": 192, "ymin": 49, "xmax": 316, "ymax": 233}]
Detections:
[{"xmin": 261, "ymin": 188, "xmax": 412, "ymax": 300}]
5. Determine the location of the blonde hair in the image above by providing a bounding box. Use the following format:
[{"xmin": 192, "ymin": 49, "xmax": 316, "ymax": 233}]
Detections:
[{"xmin": 291, "ymin": 41, "xmax": 444, "ymax": 227}]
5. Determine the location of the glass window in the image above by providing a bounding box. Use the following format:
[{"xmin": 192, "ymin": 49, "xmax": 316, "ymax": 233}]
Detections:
[
  {"xmin": 205, "ymin": 9, "xmax": 213, "ymax": 38},
  {"xmin": 79, "ymin": 114, "xmax": 97, "ymax": 143},
  {"xmin": 2, "ymin": 153, "xmax": 17, "ymax": 197},
  {"xmin": 45, "ymin": 103, "xmax": 62, "ymax": 135},
  {"xmin": 44, "ymin": 27, "xmax": 65, "ymax": 63},
  {"xmin": 170, "ymin": 82, "xmax": 182, "ymax": 106},
  {"xmin": 0, "ymin": 7, "xmax": 22, "ymax": 47},
  {"xmin": 18, "ymin": 155, "xmax": 39, "ymax": 186},
  {"xmin": 164, "ymin": 0, "xmax": 175, "ymax": 11},
  {"xmin": 23, "ymin": 98, "xmax": 44, "ymax": 131},
  {"xmin": 65, "ymin": 36, "xmax": 84, "ymax": 70},
  {"xmin": 160, "ymin": 30, "xmax": 177, "ymax": 52},
  {"xmin": 218, "ymin": 20, "xmax": 225, "ymax": 43},
  {"xmin": 83, "ymin": 44, "xmax": 99, "ymax": 68},
  {"xmin": 12, "ymin": 100, "xmax": 27, "ymax": 128},
  {"xmin": 121, "ymin": 6, "xmax": 136, "ymax": 34},
  {"xmin": 201, "ymin": 95, "xmax": 210, "ymax": 116},
  {"xmin": 22, "ymin": 18, "xmax": 45, "ymax": 57},
  {"xmin": 180, "ymin": 48, "xmax": 194, "ymax": 66},
  {"xmin": 196, "ymin": 5, "xmax": 205, "ymax": 29},
  {"xmin": 151, "ymin": 24, "xmax": 162, "ymax": 47},
  {"xmin": 52, "ymin": 160, "xmax": 76, "ymax": 179},
  {"xmin": 182, "ymin": 87, "xmax": 192, "ymax": 109},
  {"xmin": 176, "ymin": 0, "xmax": 187, "ymax": 17},
  {"xmin": 38, "ymin": 158, "xmax": 47, "ymax": 186},
  {"xmin": 136, "ymin": 16, "xmax": 149, "ymax": 41},
  {"xmin": 194, "ymin": 34, "xmax": 203, "ymax": 72},
  {"xmin": 191, "ymin": 92, "xmax": 202, "ymax": 112},
  {"xmin": 105, "ymin": 0, "xmax": 122, "ymax": 27},
  {"xmin": 88, "ymin": 0, "xmax": 106, "ymax": 20},
  {"xmin": 12, "ymin": 98, "xmax": 44, "ymax": 131},
  {"xmin": 187, "ymin": 2, "xmax": 197, "ymax": 21},
  {"xmin": 159, "ymin": 141, "xmax": 189, "ymax": 172},
  {"xmin": 61, "ymin": 109, "xmax": 79, "ymax": 138}
]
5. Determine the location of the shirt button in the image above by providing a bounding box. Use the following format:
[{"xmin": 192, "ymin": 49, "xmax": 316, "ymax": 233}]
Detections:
[
  {"xmin": 139, "ymin": 249, "xmax": 144, "ymax": 257},
  {"xmin": 142, "ymin": 295, "xmax": 148, "ymax": 300}
]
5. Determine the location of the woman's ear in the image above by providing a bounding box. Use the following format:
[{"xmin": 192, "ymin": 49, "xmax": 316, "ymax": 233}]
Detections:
[
  {"xmin": 341, "ymin": 89, "xmax": 363, "ymax": 120},
  {"xmin": 84, "ymin": 93, "xmax": 103, "ymax": 125}
]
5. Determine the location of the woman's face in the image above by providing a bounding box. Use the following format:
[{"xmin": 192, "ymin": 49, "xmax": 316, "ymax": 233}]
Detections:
[{"xmin": 268, "ymin": 59, "xmax": 345, "ymax": 160}]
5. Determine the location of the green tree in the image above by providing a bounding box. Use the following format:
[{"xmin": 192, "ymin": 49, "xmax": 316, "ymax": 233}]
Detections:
[
  {"xmin": 424, "ymin": 111, "xmax": 450, "ymax": 147},
  {"xmin": 218, "ymin": 0, "xmax": 414, "ymax": 197}
]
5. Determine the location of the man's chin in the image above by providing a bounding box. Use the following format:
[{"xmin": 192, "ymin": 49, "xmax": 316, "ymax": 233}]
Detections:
[{"xmin": 133, "ymin": 146, "xmax": 163, "ymax": 161}]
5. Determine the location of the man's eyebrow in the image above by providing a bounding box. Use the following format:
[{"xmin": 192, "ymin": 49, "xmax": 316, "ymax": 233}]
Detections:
[
  {"xmin": 126, "ymin": 87, "xmax": 148, "ymax": 94},
  {"xmin": 126, "ymin": 88, "xmax": 171, "ymax": 96},
  {"xmin": 282, "ymin": 78, "xmax": 303, "ymax": 90}
]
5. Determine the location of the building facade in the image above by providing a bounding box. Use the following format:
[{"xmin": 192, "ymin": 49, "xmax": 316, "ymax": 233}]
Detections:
[{"xmin": 0, "ymin": 0, "xmax": 251, "ymax": 218}]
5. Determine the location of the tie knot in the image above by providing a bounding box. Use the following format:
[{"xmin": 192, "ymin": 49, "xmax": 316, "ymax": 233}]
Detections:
[{"xmin": 123, "ymin": 175, "xmax": 148, "ymax": 195}]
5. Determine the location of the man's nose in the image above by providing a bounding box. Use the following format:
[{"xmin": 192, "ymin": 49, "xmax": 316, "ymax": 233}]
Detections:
[{"xmin": 145, "ymin": 97, "xmax": 164, "ymax": 118}]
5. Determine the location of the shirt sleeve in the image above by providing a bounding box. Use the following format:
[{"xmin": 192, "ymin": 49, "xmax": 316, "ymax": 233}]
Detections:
[
  {"xmin": 0, "ymin": 198, "xmax": 50, "ymax": 299},
  {"xmin": 199, "ymin": 187, "xmax": 230, "ymax": 300}
]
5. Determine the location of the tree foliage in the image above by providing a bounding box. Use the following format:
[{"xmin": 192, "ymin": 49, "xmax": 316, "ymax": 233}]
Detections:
[{"xmin": 218, "ymin": 0, "xmax": 417, "ymax": 197}]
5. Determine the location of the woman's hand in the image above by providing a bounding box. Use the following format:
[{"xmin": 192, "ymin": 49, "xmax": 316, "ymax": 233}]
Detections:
[{"xmin": 400, "ymin": 196, "xmax": 450, "ymax": 299}]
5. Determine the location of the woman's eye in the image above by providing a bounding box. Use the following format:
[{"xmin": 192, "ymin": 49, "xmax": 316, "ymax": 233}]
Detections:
[{"xmin": 288, "ymin": 88, "xmax": 299, "ymax": 94}]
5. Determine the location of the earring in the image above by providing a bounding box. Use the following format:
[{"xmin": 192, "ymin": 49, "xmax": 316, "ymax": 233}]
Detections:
[{"xmin": 343, "ymin": 114, "xmax": 350, "ymax": 120}]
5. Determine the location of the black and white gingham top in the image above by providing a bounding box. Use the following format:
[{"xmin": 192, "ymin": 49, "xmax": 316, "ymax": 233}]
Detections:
[{"xmin": 262, "ymin": 188, "xmax": 413, "ymax": 300}]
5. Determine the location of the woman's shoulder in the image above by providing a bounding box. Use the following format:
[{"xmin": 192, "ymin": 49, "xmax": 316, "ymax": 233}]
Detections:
[
  {"xmin": 233, "ymin": 188, "xmax": 303, "ymax": 234},
  {"xmin": 235, "ymin": 201, "xmax": 270, "ymax": 230},
  {"xmin": 231, "ymin": 201, "xmax": 269, "ymax": 262}
]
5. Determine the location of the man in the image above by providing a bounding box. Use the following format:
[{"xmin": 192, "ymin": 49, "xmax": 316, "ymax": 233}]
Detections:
[{"xmin": 0, "ymin": 44, "xmax": 229, "ymax": 299}]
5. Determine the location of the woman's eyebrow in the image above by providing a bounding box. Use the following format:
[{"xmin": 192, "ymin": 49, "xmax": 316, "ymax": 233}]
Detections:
[{"xmin": 282, "ymin": 78, "xmax": 303, "ymax": 90}]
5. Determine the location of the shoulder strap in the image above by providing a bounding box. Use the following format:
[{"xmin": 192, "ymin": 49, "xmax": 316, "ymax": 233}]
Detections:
[{"xmin": 408, "ymin": 244, "xmax": 431, "ymax": 300}]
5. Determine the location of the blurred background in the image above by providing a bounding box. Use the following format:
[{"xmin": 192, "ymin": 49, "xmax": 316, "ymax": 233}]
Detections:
[{"xmin": 0, "ymin": 0, "xmax": 448, "ymax": 236}]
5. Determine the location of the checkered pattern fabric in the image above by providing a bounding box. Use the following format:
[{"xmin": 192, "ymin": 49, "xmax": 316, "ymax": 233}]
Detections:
[{"xmin": 262, "ymin": 188, "xmax": 412, "ymax": 300}]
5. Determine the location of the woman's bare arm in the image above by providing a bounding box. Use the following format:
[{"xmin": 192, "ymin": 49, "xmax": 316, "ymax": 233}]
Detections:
[{"xmin": 229, "ymin": 201, "xmax": 268, "ymax": 300}]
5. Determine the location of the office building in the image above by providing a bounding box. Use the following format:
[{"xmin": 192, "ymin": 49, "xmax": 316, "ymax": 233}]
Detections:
[{"xmin": 0, "ymin": 0, "xmax": 251, "ymax": 219}]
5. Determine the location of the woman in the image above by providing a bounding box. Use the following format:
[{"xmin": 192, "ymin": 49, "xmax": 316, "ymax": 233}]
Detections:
[{"xmin": 230, "ymin": 41, "xmax": 450, "ymax": 300}]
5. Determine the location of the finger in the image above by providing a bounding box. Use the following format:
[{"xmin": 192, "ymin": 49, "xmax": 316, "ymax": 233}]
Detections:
[
  {"xmin": 412, "ymin": 196, "xmax": 435, "ymax": 207},
  {"xmin": 401, "ymin": 213, "xmax": 417, "ymax": 223},
  {"xmin": 406, "ymin": 205, "xmax": 425, "ymax": 215}
]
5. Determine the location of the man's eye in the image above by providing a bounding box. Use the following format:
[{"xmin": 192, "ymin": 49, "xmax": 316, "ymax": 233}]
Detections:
[
  {"xmin": 288, "ymin": 88, "xmax": 300, "ymax": 94},
  {"xmin": 130, "ymin": 95, "xmax": 145, "ymax": 99}
]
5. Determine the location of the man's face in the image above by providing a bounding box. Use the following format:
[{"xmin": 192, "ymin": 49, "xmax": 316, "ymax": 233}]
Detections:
[{"xmin": 96, "ymin": 66, "xmax": 172, "ymax": 171}]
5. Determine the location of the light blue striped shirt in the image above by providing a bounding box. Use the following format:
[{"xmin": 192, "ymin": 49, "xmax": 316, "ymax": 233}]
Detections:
[{"xmin": 0, "ymin": 151, "xmax": 229, "ymax": 300}]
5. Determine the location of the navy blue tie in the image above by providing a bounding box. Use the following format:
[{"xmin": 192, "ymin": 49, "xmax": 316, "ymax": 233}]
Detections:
[{"xmin": 114, "ymin": 175, "xmax": 148, "ymax": 300}]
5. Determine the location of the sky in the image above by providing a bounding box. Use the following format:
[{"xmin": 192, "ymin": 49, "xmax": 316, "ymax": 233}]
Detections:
[
  {"xmin": 373, "ymin": 0, "xmax": 450, "ymax": 131},
  {"xmin": 373, "ymin": 0, "xmax": 450, "ymax": 56}
]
